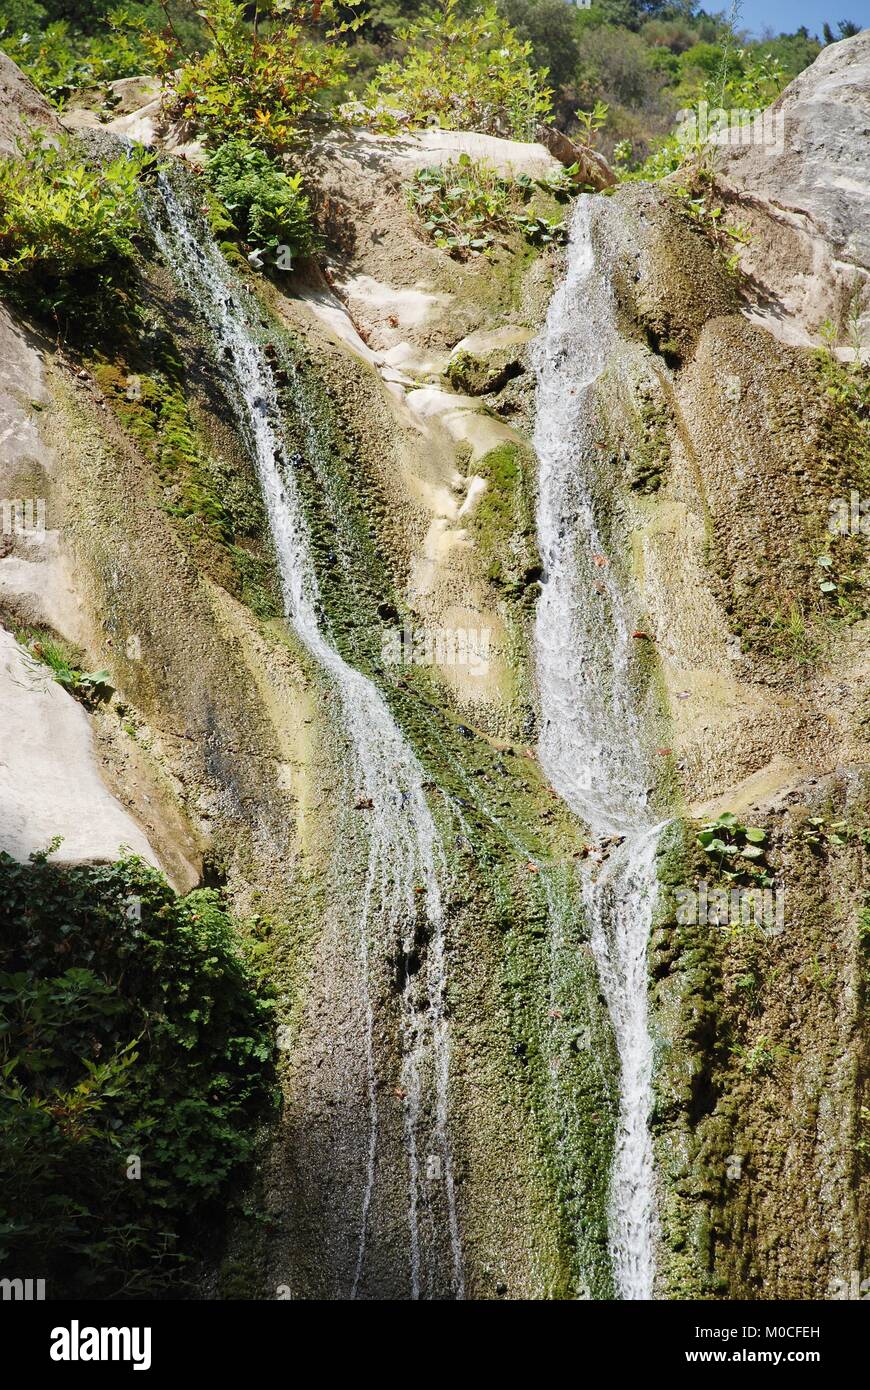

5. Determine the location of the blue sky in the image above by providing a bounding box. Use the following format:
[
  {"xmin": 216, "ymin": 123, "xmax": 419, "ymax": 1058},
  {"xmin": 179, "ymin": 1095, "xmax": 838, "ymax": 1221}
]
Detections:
[{"xmin": 733, "ymin": 0, "xmax": 869, "ymax": 38}]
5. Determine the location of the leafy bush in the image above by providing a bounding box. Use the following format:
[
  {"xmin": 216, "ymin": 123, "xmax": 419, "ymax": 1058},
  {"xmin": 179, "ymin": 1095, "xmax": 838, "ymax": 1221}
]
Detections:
[
  {"xmin": 362, "ymin": 0, "xmax": 552, "ymax": 138},
  {"xmin": 0, "ymin": 129, "xmax": 151, "ymax": 323},
  {"xmin": 2, "ymin": 20, "xmax": 147, "ymax": 108},
  {"xmin": 0, "ymin": 851, "xmax": 275, "ymax": 1298},
  {"xmin": 624, "ymin": 45, "xmax": 789, "ymax": 182},
  {"xmin": 205, "ymin": 138, "xmax": 318, "ymax": 261},
  {"xmin": 149, "ymin": 0, "xmax": 353, "ymax": 154},
  {"xmin": 713, "ymin": 47, "xmax": 787, "ymax": 112},
  {"xmin": 408, "ymin": 154, "xmax": 566, "ymax": 258}
]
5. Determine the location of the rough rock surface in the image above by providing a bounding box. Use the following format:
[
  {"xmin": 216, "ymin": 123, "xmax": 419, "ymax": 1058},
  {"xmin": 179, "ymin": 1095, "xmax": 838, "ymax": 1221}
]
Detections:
[
  {"xmin": 0, "ymin": 49, "xmax": 62, "ymax": 153},
  {"xmin": 0, "ymin": 34, "xmax": 868, "ymax": 1301},
  {"xmin": 718, "ymin": 29, "xmax": 870, "ymax": 350},
  {"xmin": 588, "ymin": 37, "xmax": 870, "ymax": 1293}
]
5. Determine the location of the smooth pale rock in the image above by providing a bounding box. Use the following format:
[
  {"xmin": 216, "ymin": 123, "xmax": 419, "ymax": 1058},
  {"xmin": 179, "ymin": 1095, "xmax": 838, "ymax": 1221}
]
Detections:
[
  {"xmin": 0, "ymin": 629, "xmax": 156, "ymax": 865},
  {"xmin": 317, "ymin": 127, "xmax": 560, "ymax": 182},
  {"xmin": 293, "ymin": 283, "xmax": 380, "ymax": 365},
  {"xmin": 718, "ymin": 30, "xmax": 870, "ymax": 350},
  {"xmin": 450, "ymin": 326, "xmax": 532, "ymax": 356},
  {"xmin": 336, "ymin": 273, "xmax": 453, "ymax": 349},
  {"xmin": 0, "ymin": 308, "xmax": 84, "ymax": 640},
  {"xmin": 405, "ymin": 385, "xmax": 519, "ymax": 458}
]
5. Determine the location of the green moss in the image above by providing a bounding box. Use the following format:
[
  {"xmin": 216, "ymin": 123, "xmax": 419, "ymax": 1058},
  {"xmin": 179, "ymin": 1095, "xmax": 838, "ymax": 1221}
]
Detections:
[
  {"xmin": 91, "ymin": 361, "xmax": 228, "ymax": 534},
  {"xmin": 701, "ymin": 344, "xmax": 869, "ymax": 664},
  {"xmin": 651, "ymin": 796, "xmax": 870, "ymax": 1298},
  {"xmin": 444, "ymin": 347, "xmax": 524, "ymax": 396},
  {"xmin": 471, "ymin": 442, "xmax": 540, "ymax": 598},
  {"xmin": 89, "ymin": 329, "xmax": 281, "ymax": 621}
]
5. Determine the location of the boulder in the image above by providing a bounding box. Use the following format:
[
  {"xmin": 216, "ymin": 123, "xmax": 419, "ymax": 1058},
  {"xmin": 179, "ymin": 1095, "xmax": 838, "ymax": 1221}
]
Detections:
[
  {"xmin": 0, "ymin": 49, "xmax": 63, "ymax": 154},
  {"xmin": 717, "ymin": 29, "xmax": 870, "ymax": 350}
]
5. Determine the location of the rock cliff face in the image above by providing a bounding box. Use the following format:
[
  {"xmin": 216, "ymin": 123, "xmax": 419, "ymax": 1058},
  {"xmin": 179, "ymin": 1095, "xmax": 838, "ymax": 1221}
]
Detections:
[
  {"xmin": 0, "ymin": 34, "xmax": 867, "ymax": 1300},
  {"xmin": 584, "ymin": 36, "xmax": 870, "ymax": 1296},
  {"xmin": 719, "ymin": 29, "xmax": 870, "ymax": 351}
]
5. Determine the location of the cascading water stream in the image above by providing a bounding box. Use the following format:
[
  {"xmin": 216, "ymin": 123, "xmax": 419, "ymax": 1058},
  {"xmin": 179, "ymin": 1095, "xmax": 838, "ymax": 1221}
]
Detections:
[
  {"xmin": 532, "ymin": 196, "xmax": 662, "ymax": 1300},
  {"xmin": 145, "ymin": 172, "xmax": 463, "ymax": 1299}
]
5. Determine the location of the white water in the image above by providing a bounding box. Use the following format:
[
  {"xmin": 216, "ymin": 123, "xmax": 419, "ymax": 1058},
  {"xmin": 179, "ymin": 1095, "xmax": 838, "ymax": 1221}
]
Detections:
[
  {"xmin": 532, "ymin": 196, "xmax": 662, "ymax": 1300},
  {"xmin": 147, "ymin": 175, "xmax": 463, "ymax": 1299}
]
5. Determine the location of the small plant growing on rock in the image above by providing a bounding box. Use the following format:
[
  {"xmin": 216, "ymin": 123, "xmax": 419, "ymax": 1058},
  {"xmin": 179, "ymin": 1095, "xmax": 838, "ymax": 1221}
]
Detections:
[
  {"xmin": 815, "ymin": 311, "xmax": 869, "ymax": 414},
  {"xmin": 407, "ymin": 156, "xmax": 566, "ymax": 259},
  {"xmin": 696, "ymin": 812, "xmax": 773, "ymax": 887},
  {"xmin": 800, "ymin": 816, "xmax": 859, "ymax": 851},
  {"xmin": 17, "ymin": 629, "xmax": 114, "ymax": 708},
  {"xmin": 671, "ymin": 169, "xmax": 751, "ymax": 276},
  {"xmin": 731, "ymin": 1034, "xmax": 788, "ymax": 1077}
]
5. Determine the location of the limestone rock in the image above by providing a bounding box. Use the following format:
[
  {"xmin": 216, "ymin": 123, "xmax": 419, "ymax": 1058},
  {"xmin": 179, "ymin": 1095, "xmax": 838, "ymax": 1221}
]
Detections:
[
  {"xmin": 0, "ymin": 48, "xmax": 63, "ymax": 154},
  {"xmin": 717, "ymin": 30, "xmax": 870, "ymax": 350},
  {"xmin": 0, "ymin": 629, "xmax": 157, "ymax": 865}
]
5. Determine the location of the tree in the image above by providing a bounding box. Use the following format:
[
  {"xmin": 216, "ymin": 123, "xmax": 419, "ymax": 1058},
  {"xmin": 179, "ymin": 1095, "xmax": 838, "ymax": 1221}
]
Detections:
[
  {"xmin": 823, "ymin": 19, "xmax": 861, "ymax": 42},
  {"xmin": 497, "ymin": 0, "xmax": 581, "ymax": 89}
]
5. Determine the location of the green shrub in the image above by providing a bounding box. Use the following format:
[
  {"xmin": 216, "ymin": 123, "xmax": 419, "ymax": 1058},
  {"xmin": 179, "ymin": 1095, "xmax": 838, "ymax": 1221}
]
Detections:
[
  {"xmin": 205, "ymin": 138, "xmax": 318, "ymax": 261},
  {"xmin": 150, "ymin": 0, "xmax": 353, "ymax": 154},
  {"xmin": 0, "ymin": 129, "xmax": 151, "ymax": 322},
  {"xmin": 2, "ymin": 20, "xmax": 147, "ymax": 108},
  {"xmin": 625, "ymin": 46, "xmax": 789, "ymax": 182},
  {"xmin": 0, "ymin": 851, "xmax": 276, "ymax": 1298},
  {"xmin": 362, "ymin": 0, "xmax": 552, "ymax": 139}
]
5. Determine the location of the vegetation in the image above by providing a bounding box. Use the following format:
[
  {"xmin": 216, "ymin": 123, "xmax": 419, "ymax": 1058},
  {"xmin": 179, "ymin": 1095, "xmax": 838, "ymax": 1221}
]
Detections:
[
  {"xmin": 1, "ymin": 1, "xmax": 851, "ymax": 179},
  {"xmin": 816, "ymin": 311, "xmax": 870, "ymax": 415},
  {"xmin": 0, "ymin": 849, "xmax": 276, "ymax": 1298},
  {"xmin": 0, "ymin": 128, "xmax": 152, "ymax": 326},
  {"xmin": 204, "ymin": 138, "xmax": 318, "ymax": 263},
  {"xmin": 669, "ymin": 167, "xmax": 751, "ymax": 276},
  {"xmin": 1, "ymin": 17, "xmax": 146, "ymax": 106},
  {"xmin": 622, "ymin": 45, "xmax": 790, "ymax": 181},
  {"xmin": 16, "ymin": 628, "xmax": 114, "ymax": 707},
  {"xmin": 360, "ymin": 0, "xmax": 552, "ymax": 138},
  {"xmin": 140, "ymin": 0, "xmax": 354, "ymax": 155},
  {"xmin": 408, "ymin": 155, "xmax": 568, "ymax": 258},
  {"xmin": 696, "ymin": 812, "xmax": 774, "ymax": 888},
  {"xmin": 731, "ymin": 1033, "xmax": 788, "ymax": 1076}
]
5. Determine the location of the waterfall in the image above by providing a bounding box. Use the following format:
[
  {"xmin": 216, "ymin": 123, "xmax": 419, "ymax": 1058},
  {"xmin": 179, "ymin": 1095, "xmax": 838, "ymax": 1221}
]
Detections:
[
  {"xmin": 145, "ymin": 173, "xmax": 463, "ymax": 1299},
  {"xmin": 532, "ymin": 196, "xmax": 662, "ymax": 1300}
]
